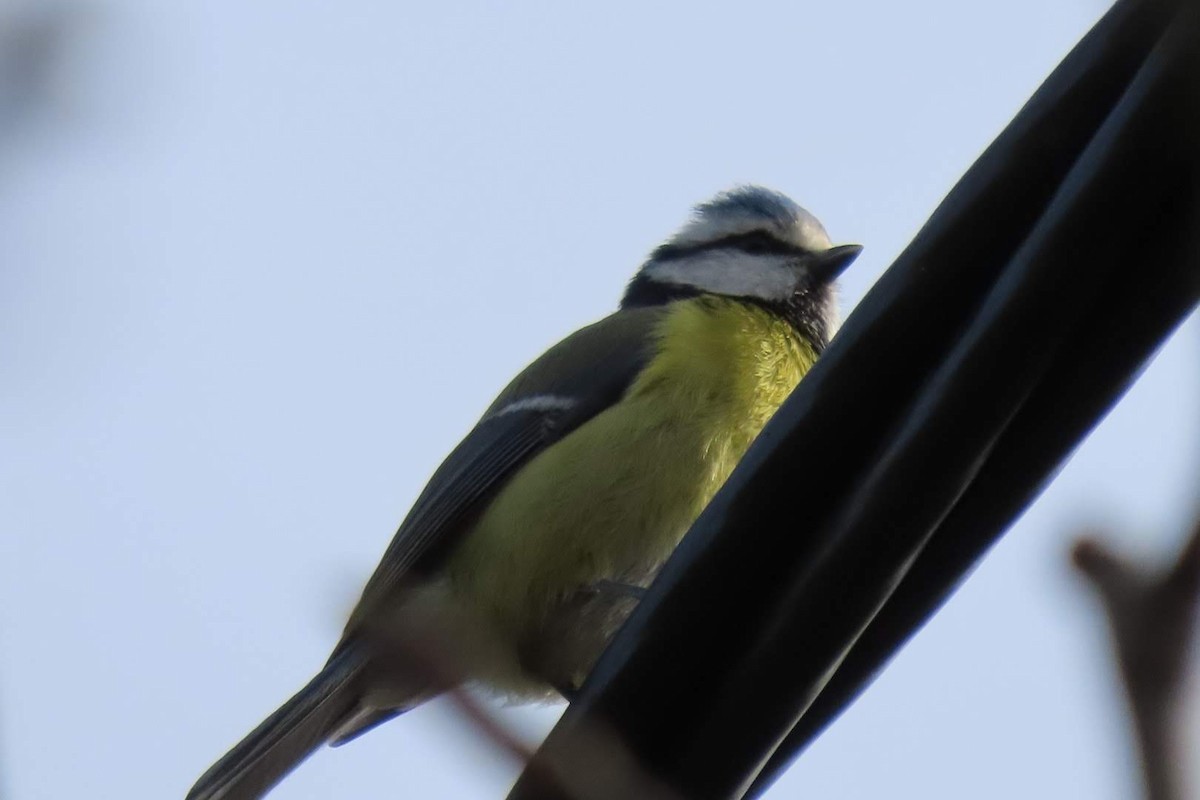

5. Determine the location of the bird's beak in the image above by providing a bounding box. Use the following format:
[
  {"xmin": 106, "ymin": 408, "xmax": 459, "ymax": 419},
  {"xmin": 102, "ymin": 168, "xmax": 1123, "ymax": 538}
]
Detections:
[{"xmin": 808, "ymin": 244, "xmax": 863, "ymax": 284}]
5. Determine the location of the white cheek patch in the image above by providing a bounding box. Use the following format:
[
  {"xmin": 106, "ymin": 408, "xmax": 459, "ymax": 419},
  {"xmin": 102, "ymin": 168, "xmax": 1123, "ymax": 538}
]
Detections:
[
  {"xmin": 643, "ymin": 251, "xmax": 798, "ymax": 302},
  {"xmin": 488, "ymin": 394, "xmax": 577, "ymax": 419}
]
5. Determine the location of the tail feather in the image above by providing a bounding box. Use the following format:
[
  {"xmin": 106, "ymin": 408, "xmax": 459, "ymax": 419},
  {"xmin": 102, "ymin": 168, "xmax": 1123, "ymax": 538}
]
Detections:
[{"xmin": 187, "ymin": 646, "xmax": 365, "ymax": 800}]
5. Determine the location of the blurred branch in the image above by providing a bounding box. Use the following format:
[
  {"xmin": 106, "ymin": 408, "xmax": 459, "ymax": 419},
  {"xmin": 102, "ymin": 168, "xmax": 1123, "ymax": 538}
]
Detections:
[
  {"xmin": 372, "ymin": 602, "xmax": 686, "ymax": 800},
  {"xmin": 444, "ymin": 682, "xmax": 684, "ymax": 800},
  {"xmin": 1073, "ymin": 515, "xmax": 1200, "ymax": 800}
]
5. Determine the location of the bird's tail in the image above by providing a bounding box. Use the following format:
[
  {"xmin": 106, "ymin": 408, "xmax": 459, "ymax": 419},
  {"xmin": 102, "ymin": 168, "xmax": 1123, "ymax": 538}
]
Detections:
[{"xmin": 187, "ymin": 645, "xmax": 365, "ymax": 800}]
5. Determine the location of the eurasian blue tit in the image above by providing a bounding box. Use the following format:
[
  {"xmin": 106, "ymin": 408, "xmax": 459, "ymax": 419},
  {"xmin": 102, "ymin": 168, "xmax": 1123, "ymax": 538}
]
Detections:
[{"xmin": 189, "ymin": 186, "xmax": 860, "ymax": 800}]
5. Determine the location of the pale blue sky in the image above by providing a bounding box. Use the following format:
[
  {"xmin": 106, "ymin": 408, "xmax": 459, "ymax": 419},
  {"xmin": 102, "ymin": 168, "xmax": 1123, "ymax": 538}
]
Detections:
[{"xmin": 1, "ymin": 2, "xmax": 1197, "ymax": 798}]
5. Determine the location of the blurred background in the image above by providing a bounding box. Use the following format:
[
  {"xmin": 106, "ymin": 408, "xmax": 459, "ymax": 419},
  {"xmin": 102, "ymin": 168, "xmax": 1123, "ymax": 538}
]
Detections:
[{"xmin": 0, "ymin": 1, "xmax": 1196, "ymax": 798}]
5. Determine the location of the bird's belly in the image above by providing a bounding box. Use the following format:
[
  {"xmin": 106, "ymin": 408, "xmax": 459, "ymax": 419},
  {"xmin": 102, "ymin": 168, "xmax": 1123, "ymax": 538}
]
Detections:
[{"xmin": 444, "ymin": 393, "xmax": 756, "ymax": 694}]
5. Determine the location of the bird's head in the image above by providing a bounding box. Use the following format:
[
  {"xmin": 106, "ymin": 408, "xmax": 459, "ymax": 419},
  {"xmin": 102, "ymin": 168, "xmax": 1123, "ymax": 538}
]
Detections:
[{"xmin": 622, "ymin": 186, "xmax": 861, "ymax": 348}]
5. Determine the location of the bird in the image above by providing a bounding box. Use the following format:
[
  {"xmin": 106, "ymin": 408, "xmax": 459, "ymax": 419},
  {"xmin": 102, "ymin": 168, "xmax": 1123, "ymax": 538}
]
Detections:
[{"xmin": 187, "ymin": 185, "xmax": 861, "ymax": 800}]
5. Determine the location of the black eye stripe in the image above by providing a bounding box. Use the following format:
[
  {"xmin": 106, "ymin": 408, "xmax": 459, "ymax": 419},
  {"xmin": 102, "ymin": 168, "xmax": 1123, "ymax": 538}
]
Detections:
[
  {"xmin": 735, "ymin": 231, "xmax": 794, "ymax": 255},
  {"xmin": 651, "ymin": 231, "xmax": 812, "ymax": 262}
]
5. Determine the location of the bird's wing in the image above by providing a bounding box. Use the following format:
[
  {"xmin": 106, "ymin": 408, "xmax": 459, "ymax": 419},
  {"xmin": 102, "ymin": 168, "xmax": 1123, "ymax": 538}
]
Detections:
[{"xmin": 342, "ymin": 305, "xmax": 665, "ymax": 635}]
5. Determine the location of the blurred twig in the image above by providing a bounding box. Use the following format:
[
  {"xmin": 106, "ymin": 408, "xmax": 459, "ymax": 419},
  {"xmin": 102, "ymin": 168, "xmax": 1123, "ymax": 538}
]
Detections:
[
  {"xmin": 445, "ymin": 682, "xmax": 684, "ymax": 800},
  {"xmin": 1073, "ymin": 514, "xmax": 1200, "ymax": 800},
  {"xmin": 372, "ymin": 602, "xmax": 686, "ymax": 800}
]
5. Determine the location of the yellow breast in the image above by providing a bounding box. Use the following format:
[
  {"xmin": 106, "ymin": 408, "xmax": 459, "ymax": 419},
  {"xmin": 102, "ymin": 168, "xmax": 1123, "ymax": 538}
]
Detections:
[{"xmin": 446, "ymin": 297, "xmax": 818, "ymax": 681}]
